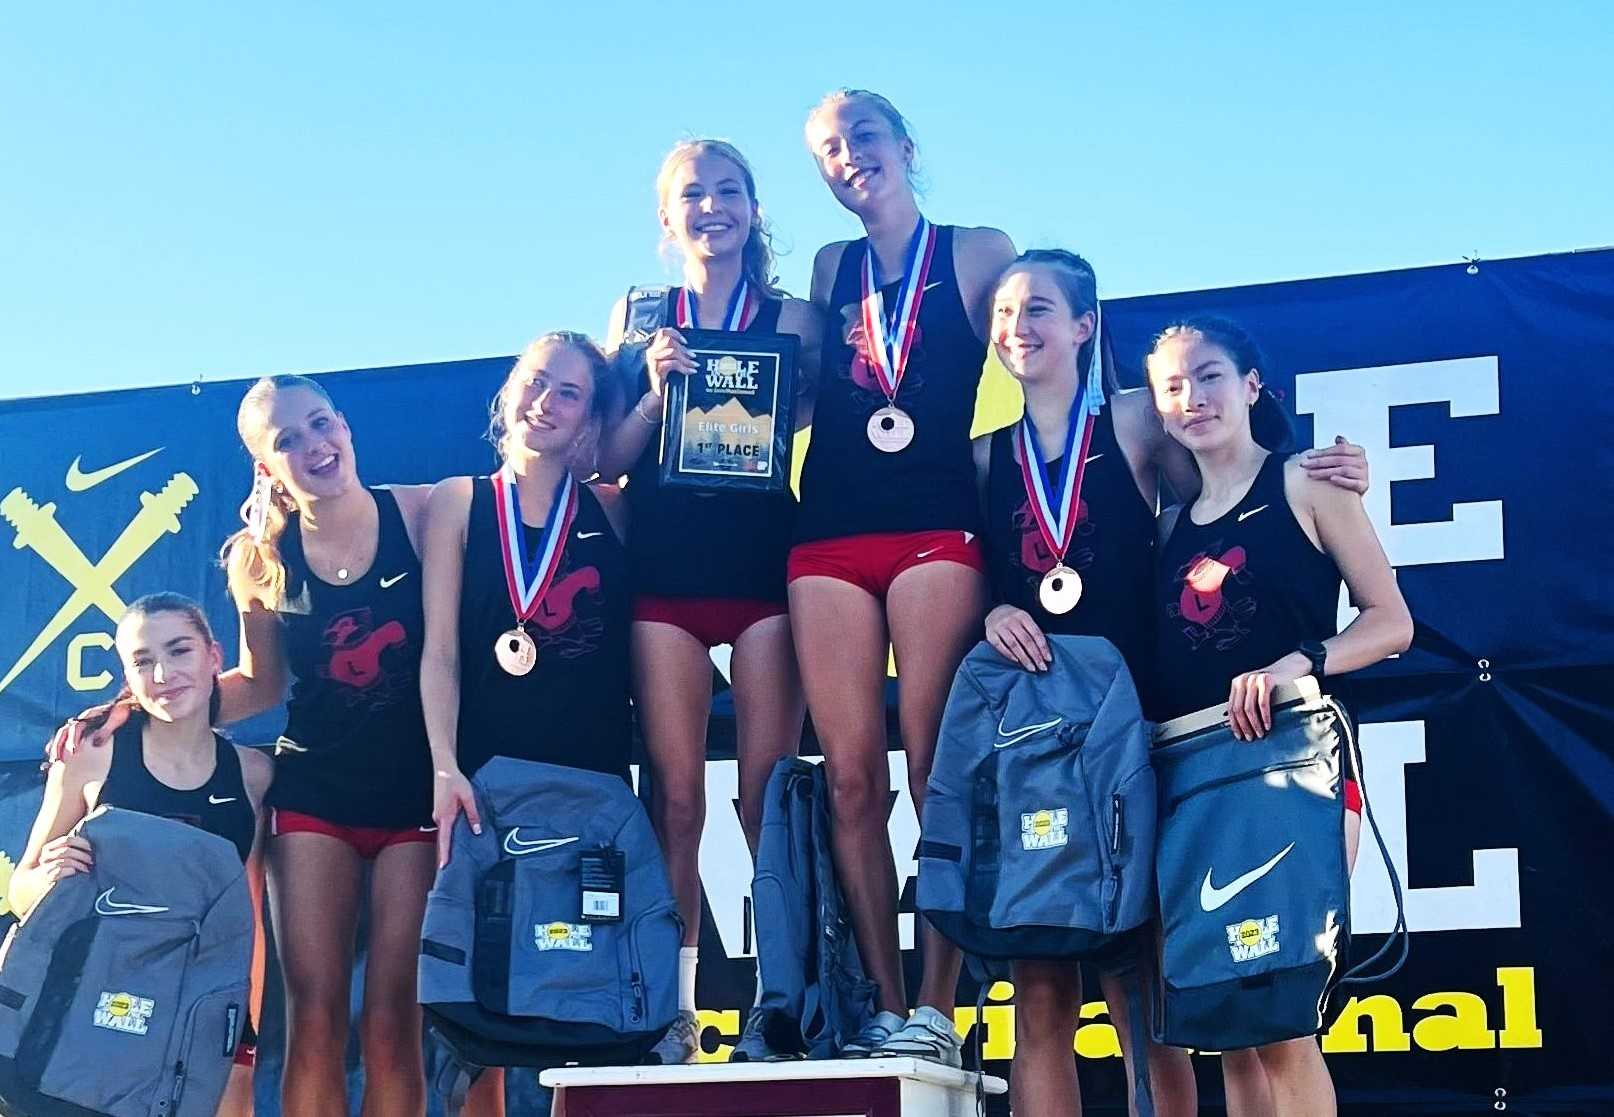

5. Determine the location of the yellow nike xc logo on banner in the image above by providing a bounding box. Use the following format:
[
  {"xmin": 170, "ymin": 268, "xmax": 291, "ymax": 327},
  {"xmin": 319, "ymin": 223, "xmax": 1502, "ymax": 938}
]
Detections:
[{"xmin": 65, "ymin": 448, "xmax": 163, "ymax": 492}]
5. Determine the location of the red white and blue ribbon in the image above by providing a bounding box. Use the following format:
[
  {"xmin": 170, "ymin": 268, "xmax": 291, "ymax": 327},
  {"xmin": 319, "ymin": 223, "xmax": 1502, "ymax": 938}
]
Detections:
[
  {"xmin": 492, "ymin": 469, "xmax": 577, "ymax": 624},
  {"xmin": 675, "ymin": 281, "xmax": 756, "ymax": 332},
  {"xmin": 860, "ymin": 217, "xmax": 938, "ymax": 405},
  {"xmin": 1016, "ymin": 304, "xmax": 1106, "ymax": 564}
]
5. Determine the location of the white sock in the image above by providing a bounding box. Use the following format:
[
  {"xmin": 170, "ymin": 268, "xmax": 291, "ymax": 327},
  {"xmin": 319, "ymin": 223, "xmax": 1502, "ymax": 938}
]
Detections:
[{"xmin": 679, "ymin": 946, "xmax": 699, "ymax": 1014}]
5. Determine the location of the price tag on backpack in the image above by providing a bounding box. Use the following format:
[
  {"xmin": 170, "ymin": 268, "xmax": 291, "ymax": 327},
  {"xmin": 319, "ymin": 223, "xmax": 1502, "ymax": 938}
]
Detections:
[{"xmin": 579, "ymin": 846, "xmax": 624, "ymax": 923}]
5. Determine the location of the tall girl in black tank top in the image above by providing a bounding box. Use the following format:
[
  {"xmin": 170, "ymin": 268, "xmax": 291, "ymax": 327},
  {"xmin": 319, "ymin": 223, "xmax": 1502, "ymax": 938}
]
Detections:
[
  {"xmin": 11, "ymin": 595, "xmax": 272, "ymax": 1117},
  {"xmin": 422, "ymin": 331, "xmax": 631, "ymax": 878},
  {"xmin": 1145, "ymin": 317, "xmax": 1412, "ymax": 1116},
  {"xmin": 974, "ymin": 251, "xmax": 1199, "ymax": 1117},
  {"xmin": 596, "ymin": 140, "xmax": 821, "ymax": 1063},
  {"xmin": 787, "ymin": 89, "xmax": 1019, "ymax": 1063},
  {"xmin": 217, "ymin": 375, "xmax": 440, "ymax": 1115}
]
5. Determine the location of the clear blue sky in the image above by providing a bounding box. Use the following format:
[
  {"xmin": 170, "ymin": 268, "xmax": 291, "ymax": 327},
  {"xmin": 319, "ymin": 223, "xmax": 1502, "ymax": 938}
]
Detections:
[{"xmin": 3, "ymin": 2, "xmax": 1608, "ymax": 399}]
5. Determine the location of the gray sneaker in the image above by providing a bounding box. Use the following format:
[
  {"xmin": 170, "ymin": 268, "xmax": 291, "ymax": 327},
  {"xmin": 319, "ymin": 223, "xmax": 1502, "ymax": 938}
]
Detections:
[
  {"xmin": 729, "ymin": 1006, "xmax": 792, "ymax": 1062},
  {"xmin": 876, "ymin": 1005, "xmax": 963, "ymax": 1068},
  {"xmin": 645, "ymin": 1009, "xmax": 700, "ymax": 1065},
  {"xmin": 839, "ymin": 1010, "xmax": 907, "ymax": 1058}
]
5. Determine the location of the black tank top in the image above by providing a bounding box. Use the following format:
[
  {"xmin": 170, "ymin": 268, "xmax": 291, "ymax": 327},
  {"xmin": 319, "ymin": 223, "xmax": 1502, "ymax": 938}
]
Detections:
[
  {"xmin": 796, "ymin": 225, "xmax": 986, "ymax": 542},
  {"xmin": 98, "ymin": 721, "xmax": 255, "ymax": 863},
  {"xmin": 273, "ymin": 487, "xmax": 432, "ymax": 828},
  {"xmin": 1151, "ymin": 453, "xmax": 1341, "ymax": 721},
  {"xmin": 625, "ymin": 290, "xmax": 794, "ymax": 601},
  {"xmin": 983, "ymin": 405, "xmax": 1157, "ymax": 679},
  {"xmin": 456, "ymin": 477, "xmax": 633, "ymax": 779}
]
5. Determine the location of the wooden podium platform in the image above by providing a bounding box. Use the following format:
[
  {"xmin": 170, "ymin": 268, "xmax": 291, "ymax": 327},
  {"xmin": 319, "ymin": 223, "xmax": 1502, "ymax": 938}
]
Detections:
[{"xmin": 541, "ymin": 1056, "xmax": 1008, "ymax": 1116}]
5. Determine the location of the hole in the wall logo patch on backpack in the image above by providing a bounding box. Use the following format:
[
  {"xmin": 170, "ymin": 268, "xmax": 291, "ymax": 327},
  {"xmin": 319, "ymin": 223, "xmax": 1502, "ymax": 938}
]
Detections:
[
  {"xmin": 93, "ymin": 991, "xmax": 155, "ymax": 1035},
  {"xmin": 535, "ymin": 922, "xmax": 593, "ymax": 952},
  {"xmin": 1020, "ymin": 808, "xmax": 1069, "ymax": 851},
  {"xmin": 1226, "ymin": 915, "xmax": 1281, "ymax": 963}
]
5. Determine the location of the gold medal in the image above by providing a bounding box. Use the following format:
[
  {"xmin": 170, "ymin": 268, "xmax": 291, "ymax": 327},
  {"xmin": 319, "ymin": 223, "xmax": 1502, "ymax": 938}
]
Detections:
[
  {"xmin": 867, "ymin": 406, "xmax": 915, "ymax": 453},
  {"xmin": 495, "ymin": 627, "xmax": 538, "ymax": 676},
  {"xmin": 1039, "ymin": 565, "xmax": 1083, "ymax": 615}
]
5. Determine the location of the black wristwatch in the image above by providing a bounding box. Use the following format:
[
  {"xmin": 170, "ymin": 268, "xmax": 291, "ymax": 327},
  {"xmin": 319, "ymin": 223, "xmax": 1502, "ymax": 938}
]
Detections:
[{"xmin": 1298, "ymin": 639, "xmax": 1329, "ymax": 678}]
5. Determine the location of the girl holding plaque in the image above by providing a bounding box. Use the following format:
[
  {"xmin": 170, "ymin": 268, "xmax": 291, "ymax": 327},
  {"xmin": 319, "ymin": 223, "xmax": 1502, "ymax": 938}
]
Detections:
[
  {"xmin": 787, "ymin": 88, "xmax": 1018, "ymax": 1065},
  {"xmin": 1146, "ymin": 316, "xmax": 1410, "ymax": 1117},
  {"xmin": 978, "ymin": 254, "xmax": 1372, "ymax": 1115},
  {"xmin": 598, "ymin": 139, "xmax": 821, "ymax": 1064}
]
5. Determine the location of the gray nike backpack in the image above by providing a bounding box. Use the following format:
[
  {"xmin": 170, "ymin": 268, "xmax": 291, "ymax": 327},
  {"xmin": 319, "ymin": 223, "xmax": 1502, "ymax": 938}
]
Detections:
[
  {"xmin": 918, "ymin": 636, "xmax": 1158, "ymax": 962},
  {"xmin": 418, "ymin": 757, "xmax": 682, "ymax": 1111},
  {"xmin": 748, "ymin": 757, "xmax": 877, "ymax": 1059},
  {"xmin": 0, "ymin": 806, "xmax": 252, "ymax": 1117},
  {"xmin": 1150, "ymin": 678, "xmax": 1407, "ymax": 1050}
]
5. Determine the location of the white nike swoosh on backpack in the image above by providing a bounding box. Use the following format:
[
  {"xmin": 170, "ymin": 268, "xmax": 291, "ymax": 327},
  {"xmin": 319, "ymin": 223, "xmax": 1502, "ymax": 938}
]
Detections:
[
  {"xmin": 993, "ymin": 715, "xmax": 1062, "ymax": 748},
  {"xmin": 1237, "ymin": 504, "xmax": 1270, "ymax": 522},
  {"xmin": 379, "ymin": 572, "xmax": 409, "ymax": 588},
  {"xmin": 1084, "ymin": 453, "xmax": 1104, "ymax": 465},
  {"xmin": 923, "ymin": 281, "xmax": 943, "ymax": 293},
  {"xmin": 1199, "ymin": 841, "xmax": 1296, "ymax": 911},
  {"xmin": 502, "ymin": 831, "xmax": 580, "ymax": 857},
  {"xmin": 207, "ymin": 795, "xmax": 236, "ymax": 805},
  {"xmin": 576, "ymin": 531, "xmax": 603, "ymax": 540},
  {"xmin": 95, "ymin": 888, "xmax": 170, "ymax": 917}
]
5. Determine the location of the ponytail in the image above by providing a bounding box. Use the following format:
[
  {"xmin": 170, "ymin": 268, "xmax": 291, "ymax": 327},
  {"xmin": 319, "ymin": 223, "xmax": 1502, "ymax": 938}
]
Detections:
[{"xmin": 219, "ymin": 480, "xmax": 298, "ymax": 607}]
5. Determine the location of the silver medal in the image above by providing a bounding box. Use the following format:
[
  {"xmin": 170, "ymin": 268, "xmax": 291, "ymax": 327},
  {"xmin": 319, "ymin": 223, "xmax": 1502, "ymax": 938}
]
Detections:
[
  {"xmin": 1039, "ymin": 565, "xmax": 1083, "ymax": 615},
  {"xmin": 866, "ymin": 406, "xmax": 915, "ymax": 453},
  {"xmin": 495, "ymin": 627, "xmax": 538, "ymax": 676}
]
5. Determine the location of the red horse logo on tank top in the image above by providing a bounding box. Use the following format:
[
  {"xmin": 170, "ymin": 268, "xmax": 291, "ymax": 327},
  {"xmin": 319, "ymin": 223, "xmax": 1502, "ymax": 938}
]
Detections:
[
  {"xmin": 1173, "ymin": 545, "xmax": 1256, "ymax": 651},
  {"xmin": 319, "ymin": 607, "xmax": 410, "ymax": 706},
  {"xmin": 532, "ymin": 561, "xmax": 604, "ymax": 659}
]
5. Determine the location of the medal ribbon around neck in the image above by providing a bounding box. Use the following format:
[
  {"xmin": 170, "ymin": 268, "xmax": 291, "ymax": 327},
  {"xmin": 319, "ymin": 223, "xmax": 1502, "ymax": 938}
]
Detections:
[
  {"xmin": 492, "ymin": 469, "xmax": 578, "ymax": 625},
  {"xmin": 860, "ymin": 217, "xmax": 938, "ymax": 405},
  {"xmin": 1016, "ymin": 303, "xmax": 1106, "ymax": 565},
  {"xmin": 675, "ymin": 280, "xmax": 755, "ymax": 332}
]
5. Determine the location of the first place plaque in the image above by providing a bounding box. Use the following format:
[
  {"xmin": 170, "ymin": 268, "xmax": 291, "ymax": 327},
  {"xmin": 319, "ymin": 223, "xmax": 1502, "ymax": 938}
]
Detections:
[{"xmin": 659, "ymin": 329, "xmax": 799, "ymax": 493}]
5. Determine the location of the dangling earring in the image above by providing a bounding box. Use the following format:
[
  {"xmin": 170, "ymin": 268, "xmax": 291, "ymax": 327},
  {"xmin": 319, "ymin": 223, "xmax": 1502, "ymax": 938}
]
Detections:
[{"xmin": 241, "ymin": 473, "xmax": 271, "ymax": 543}]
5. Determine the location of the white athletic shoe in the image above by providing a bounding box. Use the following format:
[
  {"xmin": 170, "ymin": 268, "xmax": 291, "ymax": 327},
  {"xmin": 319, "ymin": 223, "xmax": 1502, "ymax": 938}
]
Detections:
[
  {"xmin": 876, "ymin": 1005, "xmax": 963, "ymax": 1068},
  {"xmin": 645, "ymin": 1009, "xmax": 700, "ymax": 1065},
  {"xmin": 838, "ymin": 1010, "xmax": 907, "ymax": 1058}
]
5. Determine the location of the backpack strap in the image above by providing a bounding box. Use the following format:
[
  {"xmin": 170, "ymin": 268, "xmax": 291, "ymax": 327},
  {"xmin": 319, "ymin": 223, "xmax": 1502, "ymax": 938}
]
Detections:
[
  {"xmin": 1330, "ymin": 697, "xmax": 1410, "ymax": 986},
  {"xmin": 622, "ymin": 285, "xmax": 671, "ymax": 346},
  {"xmin": 433, "ymin": 1052, "xmax": 483, "ymax": 1117},
  {"xmin": 1123, "ymin": 976, "xmax": 1156, "ymax": 1117}
]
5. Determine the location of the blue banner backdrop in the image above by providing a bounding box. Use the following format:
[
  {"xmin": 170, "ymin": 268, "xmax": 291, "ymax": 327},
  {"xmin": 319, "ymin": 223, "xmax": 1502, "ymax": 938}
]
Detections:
[{"xmin": 0, "ymin": 249, "xmax": 1610, "ymax": 1114}]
